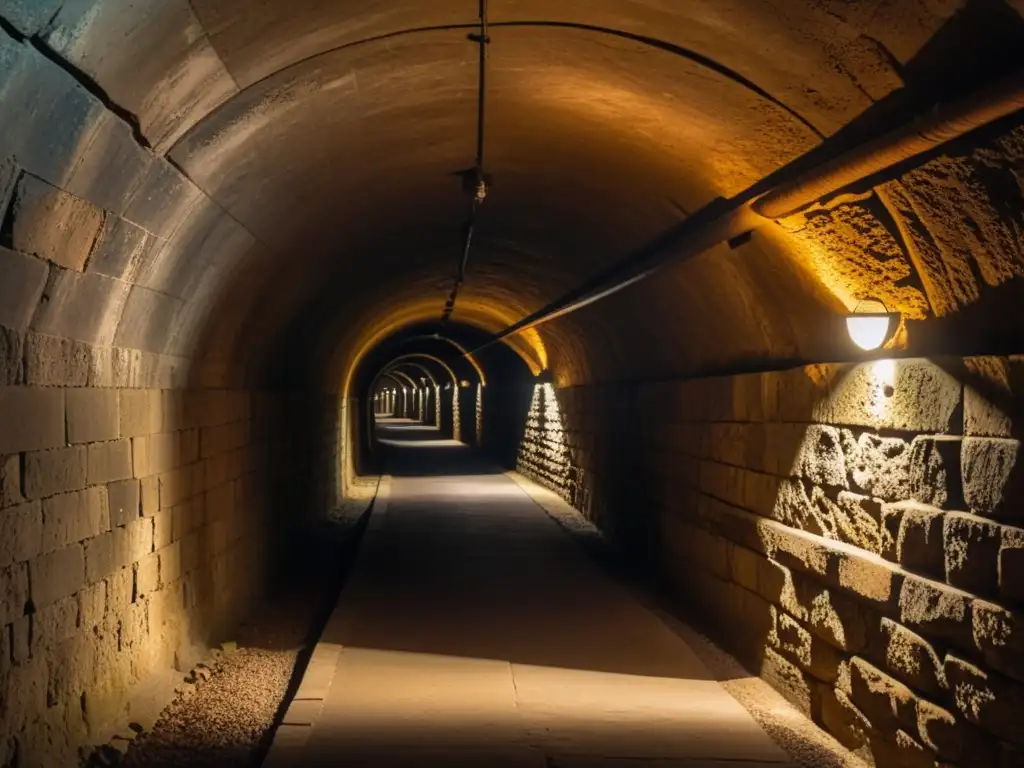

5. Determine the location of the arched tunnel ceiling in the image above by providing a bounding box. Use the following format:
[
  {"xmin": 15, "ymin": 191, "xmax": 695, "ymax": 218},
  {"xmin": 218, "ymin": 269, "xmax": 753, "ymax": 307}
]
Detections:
[{"xmin": 8, "ymin": 0, "xmax": 1024, "ymax": 390}]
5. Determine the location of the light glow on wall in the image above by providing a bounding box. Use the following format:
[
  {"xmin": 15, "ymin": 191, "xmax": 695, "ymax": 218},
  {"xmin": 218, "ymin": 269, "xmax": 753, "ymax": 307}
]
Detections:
[{"xmin": 517, "ymin": 383, "xmax": 576, "ymax": 505}]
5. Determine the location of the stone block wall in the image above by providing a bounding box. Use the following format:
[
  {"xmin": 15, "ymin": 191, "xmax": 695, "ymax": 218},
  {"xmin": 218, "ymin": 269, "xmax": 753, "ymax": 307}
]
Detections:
[
  {"xmin": 517, "ymin": 383, "xmax": 574, "ymax": 502},
  {"xmin": 0, "ymin": 339, "xmax": 297, "ymax": 764},
  {"xmin": 529, "ymin": 357, "xmax": 1024, "ymax": 768},
  {"xmin": 0, "ymin": 23, "xmax": 344, "ymax": 762}
]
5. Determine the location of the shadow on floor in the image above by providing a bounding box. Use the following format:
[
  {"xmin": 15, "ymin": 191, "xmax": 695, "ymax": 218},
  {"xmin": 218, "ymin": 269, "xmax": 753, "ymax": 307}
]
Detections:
[{"xmin": 374, "ymin": 418, "xmax": 499, "ymax": 477}]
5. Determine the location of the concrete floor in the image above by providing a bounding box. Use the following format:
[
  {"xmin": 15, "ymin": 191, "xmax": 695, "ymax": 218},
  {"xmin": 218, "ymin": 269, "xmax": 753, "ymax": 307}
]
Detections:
[{"xmin": 264, "ymin": 419, "xmax": 793, "ymax": 767}]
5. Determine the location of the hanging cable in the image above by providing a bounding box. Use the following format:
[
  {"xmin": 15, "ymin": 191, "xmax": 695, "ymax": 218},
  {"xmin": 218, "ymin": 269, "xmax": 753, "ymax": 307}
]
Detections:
[{"xmin": 441, "ymin": 0, "xmax": 490, "ymax": 327}]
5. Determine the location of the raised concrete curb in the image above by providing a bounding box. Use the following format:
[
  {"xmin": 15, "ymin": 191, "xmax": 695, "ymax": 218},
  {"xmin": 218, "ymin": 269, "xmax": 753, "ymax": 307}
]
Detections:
[{"xmin": 261, "ymin": 477, "xmax": 391, "ymax": 767}]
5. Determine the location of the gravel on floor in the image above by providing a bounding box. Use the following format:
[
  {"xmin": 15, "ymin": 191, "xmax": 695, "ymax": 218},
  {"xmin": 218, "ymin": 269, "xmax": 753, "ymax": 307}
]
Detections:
[{"xmin": 119, "ymin": 486, "xmax": 379, "ymax": 768}]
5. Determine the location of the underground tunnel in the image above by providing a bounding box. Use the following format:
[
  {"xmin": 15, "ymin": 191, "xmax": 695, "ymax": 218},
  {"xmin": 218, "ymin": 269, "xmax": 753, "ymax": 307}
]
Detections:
[{"xmin": 3, "ymin": 0, "xmax": 1024, "ymax": 766}]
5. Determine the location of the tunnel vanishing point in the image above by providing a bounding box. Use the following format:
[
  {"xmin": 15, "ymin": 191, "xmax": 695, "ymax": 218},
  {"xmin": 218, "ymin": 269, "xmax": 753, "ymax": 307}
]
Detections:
[{"xmin": 4, "ymin": 0, "xmax": 1024, "ymax": 766}]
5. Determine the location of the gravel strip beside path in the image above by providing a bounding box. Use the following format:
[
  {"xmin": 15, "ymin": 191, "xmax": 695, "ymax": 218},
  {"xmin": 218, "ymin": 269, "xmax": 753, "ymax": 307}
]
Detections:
[{"xmin": 120, "ymin": 486, "xmax": 378, "ymax": 768}]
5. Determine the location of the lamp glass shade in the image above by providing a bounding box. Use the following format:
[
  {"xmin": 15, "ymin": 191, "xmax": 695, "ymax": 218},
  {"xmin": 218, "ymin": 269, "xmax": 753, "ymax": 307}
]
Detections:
[{"xmin": 846, "ymin": 314, "xmax": 891, "ymax": 351}]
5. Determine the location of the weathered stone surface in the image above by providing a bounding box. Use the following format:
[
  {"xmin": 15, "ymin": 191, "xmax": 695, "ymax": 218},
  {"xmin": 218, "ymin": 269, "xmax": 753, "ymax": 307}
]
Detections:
[
  {"xmin": 769, "ymin": 607, "xmax": 845, "ymax": 683},
  {"xmin": 0, "ymin": 246, "xmax": 48, "ymax": 330},
  {"xmin": 848, "ymin": 656, "xmax": 917, "ymax": 733},
  {"xmin": 140, "ymin": 475, "xmax": 159, "ymax": 516},
  {"xmin": 779, "ymin": 568, "xmax": 869, "ymax": 652},
  {"xmin": 946, "ymin": 655, "xmax": 1024, "ymax": 745},
  {"xmin": 761, "ymin": 646, "xmax": 814, "ymax": 716},
  {"xmin": 24, "ymin": 332, "xmax": 90, "ymax": 386},
  {"xmin": 741, "ymin": 467, "xmax": 778, "ymax": 518},
  {"xmin": 915, "ymin": 697, "xmax": 996, "ymax": 766},
  {"xmin": 85, "ymin": 517, "xmax": 154, "ymax": 585},
  {"xmin": 820, "ymin": 685, "xmax": 871, "ymax": 750},
  {"xmin": 945, "ymin": 513, "xmax": 1003, "ymax": 595},
  {"xmin": 0, "ymin": 501, "xmax": 43, "ymax": 568},
  {"xmin": 88, "ymin": 345, "xmax": 114, "ymax": 388},
  {"xmin": 0, "ymin": 387, "xmax": 65, "ymax": 454},
  {"xmin": 30, "ymin": 266, "xmax": 132, "ymax": 346},
  {"xmin": 153, "ymin": 509, "xmax": 174, "ymax": 551},
  {"xmin": 30, "ymin": 544, "xmax": 85, "ymax": 608},
  {"xmin": 963, "ymin": 437, "xmax": 1024, "ymax": 521},
  {"xmin": 33, "ymin": 594, "xmax": 78, "ymax": 654},
  {"xmin": 114, "ymin": 284, "xmax": 184, "ymax": 353},
  {"xmin": 86, "ymin": 215, "xmax": 158, "ymax": 283},
  {"xmin": 881, "ymin": 501, "xmax": 945, "ymax": 577},
  {"xmin": 910, "ymin": 435, "xmax": 964, "ymax": 509},
  {"xmin": 136, "ymin": 551, "xmax": 159, "ymax": 596},
  {"xmin": 972, "ymin": 600, "xmax": 1024, "ymax": 684},
  {"xmin": 0, "ymin": 657, "xmax": 47, "ymax": 737},
  {"xmin": 65, "ymin": 389, "xmax": 119, "ymax": 446},
  {"xmin": 106, "ymin": 564, "xmax": 134, "ymax": 612},
  {"xmin": 760, "ymin": 422, "xmax": 806, "ymax": 475},
  {"xmin": 833, "ymin": 491, "xmax": 882, "ymax": 553},
  {"xmin": 158, "ymin": 541, "xmax": 181, "ymax": 585},
  {"xmin": 0, "ymin": 326, "xmax": 24, "ymax": 386},
  {"xmin": 0, "ymin": 562, "xmax": 29, "ymax": 625},
  {"xmin": 870, "ymin": 617, "xmax": 945, "ymax": 696},
  {"xmin": 119, "ymin": 389, "xmax": 163, "ymax": 438},
  {"xmin": 41, "ymin": 487, "xmax": 109, "ymax": 552},
  {"xmin": 23, "ymin": 445, "xmax": 86, "ymax": 500},
  {"xmin": 771, "ymin": 478, "xmax": 820, "ymax": 534},
  {"xmin": 65, "ymin": 110, "xmax": 153, "ymax": 217},
  {"xmin": 78, "ymin": 580, "xmax": 105, "ymax": 631},
  {"xmin": 868, "ymin": 729, "xmax": 937, "ymax": 768},
  {"xmin": 87, "ymin": 439, "xmax": 133, "ymax": 485},
  {"xmin": 729, "ymin": 543, "xmax": 762, "ymax": 593},
  {"xmin": 827, "ymin": 359, "xmax": 961, "ymax": 433},
  {"xmin": 0, "ymin": 36, "xmax": 106, "ymax": 188},
  {"xmin": 171, "ymin": 498, "xmax": 202, "ymax": 542},
  {"xmin": 108, "ymin": 478, "xmax": 141, "ymax": 528},
  {"xmin": 3, "ymin": 173, "xmax": 104, "ymax": 271},
  {"xmin": 132, "ymin": 432, "xmax": 178, "ymax": 478},
  {"xmin": 1002, "ymin": 527, "xmax": 1024, "ymax": 603},
  {"xmin": 963, "ymin": 357, "xmax": 1014, "ymax": 438},
  {"xmin": 845, "ymin": 430, "xmax": 913, "ymax": 502},
  {"xmin": 159, "ymin": 463, "xmax": 204, "ymax": 510},
  {"xmin": 793, "ymin": 425, "xmax": 848, "ymax": 488},
  {"xmin": 899, "ymin": 574, "xmax": 973, "ymax": 650},
  {"xmin": 0, "ymin": 454, "xmax": 23, "ymax": 510}
]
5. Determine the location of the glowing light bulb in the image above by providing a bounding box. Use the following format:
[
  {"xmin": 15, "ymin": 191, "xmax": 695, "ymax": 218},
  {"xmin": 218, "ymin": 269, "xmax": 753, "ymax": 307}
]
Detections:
[{"xmin": 846, "ymin": 314, "xmax": 891, "ymax": 351}]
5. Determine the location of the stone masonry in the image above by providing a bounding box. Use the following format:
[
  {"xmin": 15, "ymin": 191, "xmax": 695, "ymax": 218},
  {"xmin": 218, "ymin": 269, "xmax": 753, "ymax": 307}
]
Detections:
[
  {"xmin": 0, "ymin": 21, "xmax": 342, "ymax": 763},
  {"xmin": 522, "ymin": 357, "xmax": 1024, "ymax": 768}
]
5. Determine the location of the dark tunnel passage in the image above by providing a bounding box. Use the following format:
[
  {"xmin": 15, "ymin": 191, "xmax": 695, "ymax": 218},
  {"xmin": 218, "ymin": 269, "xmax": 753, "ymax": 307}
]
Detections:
[{"xmin": 4, "ymin": 0, "xmax": 1024, "ymax": 766}]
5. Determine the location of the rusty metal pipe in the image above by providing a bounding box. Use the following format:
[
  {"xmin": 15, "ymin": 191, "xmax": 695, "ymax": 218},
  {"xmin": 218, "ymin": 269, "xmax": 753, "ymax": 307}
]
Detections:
[
  {"xmin": 755, "ymin": 68, "xmax": 1024, "ymax": 219},
  {"xmin": 467, "ymin": 68, "xmax": 1024, "ymax": 357}
]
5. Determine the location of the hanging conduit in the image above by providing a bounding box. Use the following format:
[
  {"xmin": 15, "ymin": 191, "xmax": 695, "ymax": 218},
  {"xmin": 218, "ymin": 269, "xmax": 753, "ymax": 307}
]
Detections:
[{"xmin": 440, "ymin": 0, "xmax": 490, "ymax": 327}]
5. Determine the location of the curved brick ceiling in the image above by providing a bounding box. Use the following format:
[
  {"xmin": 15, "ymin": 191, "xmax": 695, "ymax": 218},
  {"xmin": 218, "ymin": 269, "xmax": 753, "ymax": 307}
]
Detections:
[{"xmin": 8, "ymin": 0, "xmax": 1024, "ymax": 390}]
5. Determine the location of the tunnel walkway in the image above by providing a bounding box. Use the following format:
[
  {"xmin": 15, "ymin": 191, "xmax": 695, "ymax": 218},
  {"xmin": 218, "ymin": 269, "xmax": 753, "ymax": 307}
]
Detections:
[{"xmin": 264, "ymin": 418, "xmax": 792, "ymax": 767}]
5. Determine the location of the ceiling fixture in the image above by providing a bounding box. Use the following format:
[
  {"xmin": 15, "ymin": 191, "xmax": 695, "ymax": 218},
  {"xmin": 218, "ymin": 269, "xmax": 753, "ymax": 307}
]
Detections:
[{"xmin": 846, "ymin": 299, "xmax": 899, "ymax": 351}]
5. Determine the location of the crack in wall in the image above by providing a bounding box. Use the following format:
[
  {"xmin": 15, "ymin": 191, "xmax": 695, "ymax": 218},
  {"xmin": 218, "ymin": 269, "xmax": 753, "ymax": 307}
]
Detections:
[{"xmin": 0, "ymin": 13, "xmax": 151, "ymax": 149}]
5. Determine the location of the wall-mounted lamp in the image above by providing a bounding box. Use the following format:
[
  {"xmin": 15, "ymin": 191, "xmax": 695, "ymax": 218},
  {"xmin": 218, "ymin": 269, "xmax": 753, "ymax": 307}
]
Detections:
[
  {"xmin": 459, "ymin": 380, "xmax": 470, "ymax": 388},
  {"xmin": 846, "ymin": 299, "xmax": 899, "ymax": 351},
  {"xmin": 444, "ymin": 382, "xmax": 452, "ymax": 390}
]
